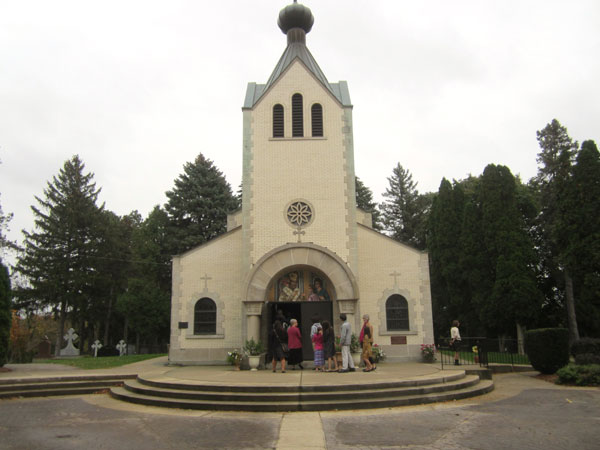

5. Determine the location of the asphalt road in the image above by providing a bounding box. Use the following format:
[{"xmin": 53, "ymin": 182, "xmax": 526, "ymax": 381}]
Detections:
[{"xmin": 0, "ymin": 374, "xmax": 598, "ymax": 449}]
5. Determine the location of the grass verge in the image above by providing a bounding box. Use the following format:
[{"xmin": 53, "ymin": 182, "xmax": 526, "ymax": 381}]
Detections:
[{"xmin": 32, "ymin": 354, "xmax": 166, "ymax": 370}]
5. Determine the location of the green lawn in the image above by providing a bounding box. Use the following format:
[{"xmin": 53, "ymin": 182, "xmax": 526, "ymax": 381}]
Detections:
[{"xmin": 33, "ymin": 354, "xmax": 166, "ymax": 369}]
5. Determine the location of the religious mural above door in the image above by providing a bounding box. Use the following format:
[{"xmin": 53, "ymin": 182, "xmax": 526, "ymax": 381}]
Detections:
[{"xmin": 269, "ymin": 269, "xmax": 332, "ymax": 302}]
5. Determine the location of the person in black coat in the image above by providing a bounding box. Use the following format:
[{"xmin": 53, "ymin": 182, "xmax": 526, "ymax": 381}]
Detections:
[{"xmin": 270, "ymin": 320, "xmax": 288, "ymax": 373}]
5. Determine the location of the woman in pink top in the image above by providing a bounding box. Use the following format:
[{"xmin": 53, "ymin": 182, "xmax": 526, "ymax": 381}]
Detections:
[
  {"xmin": 287, "ymin": 319, "xmax": 304, "ymax": 370},
  {"xmin": 312, "ymin": 325, "xmax": 325, "ymax": 371}
]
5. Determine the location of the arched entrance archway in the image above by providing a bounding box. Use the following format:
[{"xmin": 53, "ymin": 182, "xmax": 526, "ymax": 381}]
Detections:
[{"xmin": 243, "ymin": 243, "xmax": 359, "ymax": 344}]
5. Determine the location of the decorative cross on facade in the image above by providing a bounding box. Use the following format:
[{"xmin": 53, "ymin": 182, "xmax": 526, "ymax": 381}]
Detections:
[
  {"xmin": 91, "ymin": 340, "xmax": 103, "ymax": 358},
  {"xmin": 116, "ymin": 340, "xmax": 127, "ymax": 356},
  {"xmin": 200, "ymin": 273, "xmax": 212, "ymax": 291},
  {"xmin": 293, "ymin": 225, "xmax": 305, "ymax": 243},
  {"xmin": 390, "ymin": 270, "xmax": 401, "ymax": 287}
]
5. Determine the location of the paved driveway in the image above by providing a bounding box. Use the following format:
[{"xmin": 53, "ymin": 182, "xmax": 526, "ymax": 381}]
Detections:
[{"xmin": 0, "ymin": 372, "xmax": 598, "ymax": 449}]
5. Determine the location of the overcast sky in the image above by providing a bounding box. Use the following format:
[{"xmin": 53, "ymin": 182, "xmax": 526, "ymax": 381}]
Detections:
[{"xmin": 1, "ymin": 0, "xmax": 599, "ymax": 252}]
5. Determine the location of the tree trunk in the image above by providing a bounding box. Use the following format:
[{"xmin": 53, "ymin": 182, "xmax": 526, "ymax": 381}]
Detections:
[
  {"xmin": 564, "ymin": 269, "xmax": 579, "ymax": 345},
  {"xmin": 135, "ymin": 332, "xmax": 140, "ymax": 354},
  {"xmin": 123, "ymin": 317, "xmax": 129, "ymax": 343},
  {"xmin": 516, "ymin": 323, "xmax": 525, "ymax": 355},
  {"xmin": 103, "ymin": 285, "xmax": 114, "ymax": 345},
  {"xmin": 55, "ymin": 302, "xmax": 67, "ymax": 356}
]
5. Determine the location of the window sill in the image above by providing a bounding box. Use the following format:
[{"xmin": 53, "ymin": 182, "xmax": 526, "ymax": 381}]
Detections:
[
  {"xmin": 269, "ymin": 136, "xmax": 327, "ymax": 141},
  {"xmin": 379, "ymin": 331, "xmax": 417, "ymax": 336},
  {"xmin": 186, "ymin": 334, "xmax": 225, "ymax": 339}
]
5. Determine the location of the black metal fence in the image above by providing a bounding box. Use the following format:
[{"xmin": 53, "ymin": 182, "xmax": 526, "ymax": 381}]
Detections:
[{"xmin": 437, "ymin": 337, "xmax": 529, "ymax": 369}]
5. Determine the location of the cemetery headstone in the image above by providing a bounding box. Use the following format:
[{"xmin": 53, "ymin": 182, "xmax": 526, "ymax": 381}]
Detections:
[
  {"xmin": 92, "ymin": 340, "xmax": 103, "ymax": 357},
  {"xmin": 59, "ymin": 328, "xmax": 80, "ymax": 356},
  {"xmin": 116, "ymin": 340, "xmax": 127, "ymax": 356},
  {"xmin": 37, "ymin": 339, "xmax": 51, "ymax": 359}
]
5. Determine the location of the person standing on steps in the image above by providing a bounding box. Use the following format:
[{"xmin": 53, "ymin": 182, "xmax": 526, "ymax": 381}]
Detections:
[
  {"xmin": 338, "ymin": 313, "xmax": 355, "ymax": 373},
  {"xmin": 287, "ymin": 318, "xmax": 304, "ymax": 370},
  {"xmin": 450, "ymin": 320, "xmax": 461, "ymax": 365}
]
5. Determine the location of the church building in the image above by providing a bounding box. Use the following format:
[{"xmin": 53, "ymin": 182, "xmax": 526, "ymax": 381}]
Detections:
[{"xmin": 169, "ymin": 1, "xmax": 434, "ymax": 365}]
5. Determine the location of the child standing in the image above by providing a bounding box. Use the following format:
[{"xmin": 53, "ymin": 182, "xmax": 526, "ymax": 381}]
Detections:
[{"xmin": 312, "ymin": 325, "xmax": 325, "ymax": 371}]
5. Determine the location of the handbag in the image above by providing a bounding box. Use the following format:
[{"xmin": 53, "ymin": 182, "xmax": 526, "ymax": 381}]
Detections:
[{"xmin": 281, "ymin": 343, "xmax": 289, "ymax": 353}]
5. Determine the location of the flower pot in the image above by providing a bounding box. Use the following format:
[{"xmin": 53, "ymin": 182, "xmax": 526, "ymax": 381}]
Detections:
[
  {"xmin": 248, "ymin": 355, "xmax": 260, "ymax": 371},
  {"xmin": 422, "ymin": 354, "xmax": 435, "ymax": 363}
]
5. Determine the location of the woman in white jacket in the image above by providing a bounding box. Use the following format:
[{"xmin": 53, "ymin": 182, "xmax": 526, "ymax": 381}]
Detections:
[{"xmin": 450, "ymin": 320, "xmax": 461, "ymax": 365}]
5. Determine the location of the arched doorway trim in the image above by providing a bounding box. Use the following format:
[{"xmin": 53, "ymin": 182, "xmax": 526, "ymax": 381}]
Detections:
[{"xmin": 244, "ymin": 243, "xmax": 359, "ymax": 301}]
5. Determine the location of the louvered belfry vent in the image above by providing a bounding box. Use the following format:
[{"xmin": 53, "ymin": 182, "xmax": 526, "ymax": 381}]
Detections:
[
  {"xmin": 311, "ymin": 103, "xmax": 323, "ymax": 137},
  {"xmin": 273, "ymin": 104, "xmax": 284, "ymax": 137},
  {"xmin": 292, "ymin": 93, "xmax": 304, "ymax": 137}
]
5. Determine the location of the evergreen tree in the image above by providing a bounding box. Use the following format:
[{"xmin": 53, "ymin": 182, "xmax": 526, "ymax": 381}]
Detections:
[
  {"xmin": 380, "ymin": 163, "xmax": 430, "ymax": 249},
  {"xmin": 165, "ymin": 154, "xmax": 238, "ymax": 255},
  {"xmin": 534, "ymin": 119, "xmax": 579, "ymax": 343},
  {"xmin": 355, "ymin": 176, "xmax": 382, "ymax": 230},
  {"xmin": 558, "ymin": 140, "xmax": 600, "ymax": 336},
  {"xmin": 478, "ymin": 164, "xmax": 541, "ymax": 336},
  {"xmin": 0, "ymin": 259, "xmax": 10, "ymax": 366},
  {"xmin": 117, "ymin": 206, "xmax": 171, "ymax": 350},
  {"xmin": 15, "ymin": 155, "xmax": 103, "ymax": 355}
]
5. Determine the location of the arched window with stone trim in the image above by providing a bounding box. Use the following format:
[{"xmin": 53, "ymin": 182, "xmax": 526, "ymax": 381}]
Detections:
[
  {"xmin": 273, "ymin": 104, "xmax": 284, "ymax": 137},
  {"xmin": 386, "ymin": 294, "xmax": 409, "ymax": 331},
  {"xmin": 292, "ymin": 93, "xmax": 303, "ymax": 137},
  {"xmin": 311, "ymin": 103, "xmax": 323, "ymax": 137},
  {"xmin": 194, "ymin": 297, "xmax": 216, "ymax": 335}
]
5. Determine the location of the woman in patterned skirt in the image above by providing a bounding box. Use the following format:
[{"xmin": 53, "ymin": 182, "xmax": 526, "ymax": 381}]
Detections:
[{"xmin": 312, "ymin": 325, "xmax": 325, "ymax": 371}]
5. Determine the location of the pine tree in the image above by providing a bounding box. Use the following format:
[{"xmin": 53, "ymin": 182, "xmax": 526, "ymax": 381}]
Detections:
[
  {"xmin": 0, "ymin": 259, "xmax": 10, "ymax": 366},
  {"xmin": 165, "ymin": 154, "xmax": 238, "ymax": 255},
  {"xmin": 15, "ymin": 155, "xmax": 103, "ymax": 355},
  {"xmin": 534, "ymin": 119, "xmax": 580, "ymax": 343},
  {"xmin": 380, "ymin": 163, "xmax": 430, "ymax": 249},
  {"xmin": 355, "ymin": 177, "xmax": 382, "ymax": 230}
]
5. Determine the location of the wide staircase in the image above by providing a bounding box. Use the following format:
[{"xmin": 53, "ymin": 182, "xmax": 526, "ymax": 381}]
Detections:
[{"xmin": 110, "ymin": 370, "xmax": 493, "ymax": 412}]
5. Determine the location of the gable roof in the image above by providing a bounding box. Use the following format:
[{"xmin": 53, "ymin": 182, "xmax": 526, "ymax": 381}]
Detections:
[{"xmin": 243, "ymin": 43, "xmax": 352, "ymax": 109}]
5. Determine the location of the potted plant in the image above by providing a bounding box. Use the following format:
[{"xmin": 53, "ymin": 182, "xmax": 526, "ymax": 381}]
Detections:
[
  {"xmin": 227, "ymin": 349, "xmax": 243, "ymax": 370},
  {"xmin": 372, "ymin": 344, "xmax": 386, "ymax": 363},
  {"xmin": 243, "ymin": 338, "xmax": 265, "ymax": 371},
  {"xmin": 421, "ymin": 344, "xmax": 436, "ymax": 363}
]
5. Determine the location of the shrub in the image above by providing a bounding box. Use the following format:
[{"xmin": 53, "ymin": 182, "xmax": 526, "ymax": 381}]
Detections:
[
  {"xmin": 0, "ymin": 261, "xmax": 10, "ymax": 367},
  {"xmin": 556, "ymin": 364, "xmax": 600, "ymax": 386},
  {"xmin": 571, "ymin": 338, "xmax": 600, "ymax": 357},
  {"xmin": 97, "ymin": 346, "xmax": 120, "ymax": 357},
  {"xmin": 524, "ymin": 328, "xmax": 569, "ymax": 374},
  {"xmin": 575, "ymin": 354, "xmax": 600, "ymax": 365}
]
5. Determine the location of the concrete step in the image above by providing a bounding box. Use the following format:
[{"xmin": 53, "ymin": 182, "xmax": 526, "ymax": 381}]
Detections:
[
  {"xmin": 122, "ymin": 375, "xmax": 482, "ymax": 403},
  {"xmin": 135, "ymin": 371, "xmax": 467, "ymax": 393},
  {"xmin": 0, "ymin": 375, "xmax": 136, "ymax": 399},
  {"xmin": 109, "ymin": 378, "xmax": 494, "ymax": 412}
]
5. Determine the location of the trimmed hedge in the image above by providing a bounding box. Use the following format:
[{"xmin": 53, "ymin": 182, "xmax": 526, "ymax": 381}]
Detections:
[
  {"xmin": 571, "ymin": 337, "xmax": 600, "ymax": 356},
  {"xmin": 524, "ymin": 328, "xmax": 569, "ymax": 374},
  {"xmin": 556, "ymin": 364, "xmax": 600, "ymax": 386}
]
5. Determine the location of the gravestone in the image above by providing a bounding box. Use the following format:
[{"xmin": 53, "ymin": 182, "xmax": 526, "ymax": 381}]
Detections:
[
  {"xmin": 116, "ymin": 340, "xmax": 127, "ymax": 356},
  {"xmin": 59, "ymin": 328, "xmax": 80, "ymax": 356},
  {"xmin": 37, "ymin": 339, "xmax": 51, "ymax": 358},
  {"xmin": 92, "ymin": 340, "xmax": 103, "ymax": 357}
]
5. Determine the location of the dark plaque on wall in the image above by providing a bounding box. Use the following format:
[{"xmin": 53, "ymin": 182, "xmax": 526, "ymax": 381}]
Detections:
[
  {"xmin": 391, "ymin": 336, "xmax": 407, "ymax": 345},
  {"xmin": 178, "ymin": 322, "xmax": 188, "ymax": 329}
]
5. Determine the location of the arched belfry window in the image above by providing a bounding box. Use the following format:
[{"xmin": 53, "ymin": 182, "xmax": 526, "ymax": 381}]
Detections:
[
  {"xmin": 273, "ymin": 104, "xmax": 284, "ymax": 138},
  {"xmin": 194, "ymin": 297, "xmax": 216, "ymax": 335},
  {"xmin": 386, "ymin": 294, "xmax": 409, "ymax": 331},
  {"xmin": 292, "ymin": 93, "xmax": 303, "ymax": 137},
  {"xmin": 311, "ymin": 103, "xmax": 323, "ymax": 137}
]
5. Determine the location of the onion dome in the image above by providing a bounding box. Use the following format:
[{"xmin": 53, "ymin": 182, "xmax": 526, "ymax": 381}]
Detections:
[{"xmin": 277, "ymin": 1, "xmax": 314, "ymax": 35}]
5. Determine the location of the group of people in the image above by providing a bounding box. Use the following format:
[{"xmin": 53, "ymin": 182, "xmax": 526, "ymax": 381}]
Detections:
[{"xmin": 268, "ymin": 312, "xmax": 377, "ymax": 373}]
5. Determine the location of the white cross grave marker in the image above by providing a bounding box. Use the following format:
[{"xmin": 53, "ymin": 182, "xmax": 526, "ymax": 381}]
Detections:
[
  {"xmin": 91, "ymin": 340, "xmax": 103, "ymax": 358},
  {"xmin": 116, "ymin": 340, "xmax": 127, "ymax": 356},
  {"xmin": 59, "ymin": 327, "xmax": 80, "ymax": 356}
]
